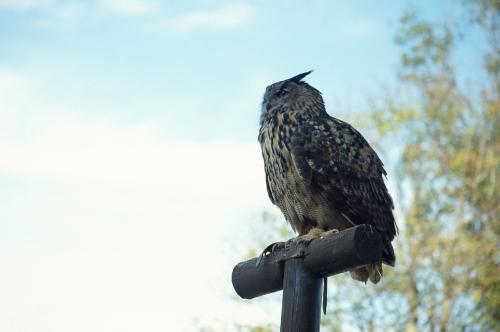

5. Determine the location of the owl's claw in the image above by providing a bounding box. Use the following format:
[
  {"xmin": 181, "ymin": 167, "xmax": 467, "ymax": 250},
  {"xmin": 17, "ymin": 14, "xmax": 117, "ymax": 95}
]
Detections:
[
  {"xmin": 255, "ymin": 228, "xmax": 337, "ymax": 266},
  {"xmin": 271, "ymin": 241, "xmax": 287, "ymax": 254},
  {"xmin": 321, "ymin": 228, "xmax": 339, "ymax": 237},
  {"xmin": 256, "ymin": 241, "xmax": 286, "ymax": 266},
  {"xmin": 294, "ymin": 227, "xmax": 326, "ymax": 244}
]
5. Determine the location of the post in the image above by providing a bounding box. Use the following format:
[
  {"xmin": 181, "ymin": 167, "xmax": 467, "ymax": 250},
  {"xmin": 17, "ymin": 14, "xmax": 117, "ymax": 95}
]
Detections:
[
  {"xmin": 232, "ymin": 224, "xmax": 383, "ymax": 331},
  {"xmin": 281, "ymin": 257, "xmax": 322, "ymax": 332}
]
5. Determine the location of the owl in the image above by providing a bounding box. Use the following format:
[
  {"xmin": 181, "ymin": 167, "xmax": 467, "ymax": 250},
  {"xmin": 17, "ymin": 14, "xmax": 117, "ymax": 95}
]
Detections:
[{"xmin": 258, "ymin": 71, "xmax": 397, "ymax": 283}]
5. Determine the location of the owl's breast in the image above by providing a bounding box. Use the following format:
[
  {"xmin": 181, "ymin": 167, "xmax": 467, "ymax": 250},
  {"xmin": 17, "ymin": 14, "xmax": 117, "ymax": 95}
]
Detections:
[
  {"xmin": 260, "ymin": 121, "xmax": 316, "ymax": 231},
  {"xmin": 260, "ymin": 119, "xmax": 351, "ymax": 234},
  {"xmin": 260, "ymin": 123, "xmax": 293, "ymax": 197}
]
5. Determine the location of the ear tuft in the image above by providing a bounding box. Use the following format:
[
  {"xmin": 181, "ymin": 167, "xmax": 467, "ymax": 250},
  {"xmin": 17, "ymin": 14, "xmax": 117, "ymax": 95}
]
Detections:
[{"xmin": 289, "ymin": 70, "xmax": 313, "ymax": 83}]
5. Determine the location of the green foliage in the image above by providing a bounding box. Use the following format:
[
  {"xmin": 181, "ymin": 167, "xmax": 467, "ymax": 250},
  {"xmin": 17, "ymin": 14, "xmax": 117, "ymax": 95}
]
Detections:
[
  {"xmin": 365, "ymin": 2, "xmax": 499, "ymax": 330},
  {"xmin": 228, "ymin": 2, "xmax": 499, "ymax": 331}
]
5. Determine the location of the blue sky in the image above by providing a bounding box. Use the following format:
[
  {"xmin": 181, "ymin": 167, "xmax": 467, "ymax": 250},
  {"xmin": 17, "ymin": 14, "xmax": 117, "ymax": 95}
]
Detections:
[
  {"xmin": 0, "ymin": 0, "xmax": 436, "ymax": 141},
  {"xmin": 0, "ymin": 1, "xmax": 487, "ymax": 331},
  {"xmin": 0, "ymin": 1, "xmax": 483, "ymax": 142}
]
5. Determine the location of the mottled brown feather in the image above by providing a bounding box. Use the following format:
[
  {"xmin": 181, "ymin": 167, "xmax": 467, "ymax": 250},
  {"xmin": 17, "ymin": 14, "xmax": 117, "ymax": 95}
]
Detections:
[
  {"xmin": 259, "ymin": 73, "xmax": 397, "ymax": 278},
  {"xmin": 290, "ymin": 116, "xmax": 397, "ymax": 265}
]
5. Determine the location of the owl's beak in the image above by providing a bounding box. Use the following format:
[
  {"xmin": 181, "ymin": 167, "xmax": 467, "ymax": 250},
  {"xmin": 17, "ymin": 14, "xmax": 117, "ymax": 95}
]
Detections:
[
  {"xmin": 262, "ymin": 100, "xmax": 271, "ymax": 111},
  {"xmin": 265, "ymin": 101, "xmax": 272, "ymax": 111},
  {"xmin": 262, "ymin": 99, "xmax": 271, "ymax": 111}
]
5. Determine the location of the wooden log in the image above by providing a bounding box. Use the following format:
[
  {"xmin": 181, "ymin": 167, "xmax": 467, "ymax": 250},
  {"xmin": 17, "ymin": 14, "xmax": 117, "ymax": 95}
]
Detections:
[
  {"xmin": 280, "ymin": 257, "xmax": 323, "ymax": 332},
  {"xmin": 232, "ymin": 224, "xmax": 383, "ymax": 300}
]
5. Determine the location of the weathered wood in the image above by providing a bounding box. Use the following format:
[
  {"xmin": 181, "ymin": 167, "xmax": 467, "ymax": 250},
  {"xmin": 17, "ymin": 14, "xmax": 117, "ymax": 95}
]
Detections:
[
  {"xmin": 280, "ymin": 257, "xmax": 322, "ymax": 332},
  {"xmin": 232, "ymin": 224, "xmax": 382, "ymax": 300}
]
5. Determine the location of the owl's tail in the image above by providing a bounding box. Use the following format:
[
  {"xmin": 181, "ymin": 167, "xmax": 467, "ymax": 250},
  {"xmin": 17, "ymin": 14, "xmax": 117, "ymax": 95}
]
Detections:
[{"xmin": 350, "ymin": 262, "xmax": 383, "ymax": 284}]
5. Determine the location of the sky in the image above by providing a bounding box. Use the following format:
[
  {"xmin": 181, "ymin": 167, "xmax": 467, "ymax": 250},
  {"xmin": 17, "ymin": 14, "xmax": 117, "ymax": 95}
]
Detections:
[{"xmin": 0, "ymin": 1, "xmax": 486, "ymax": 331}]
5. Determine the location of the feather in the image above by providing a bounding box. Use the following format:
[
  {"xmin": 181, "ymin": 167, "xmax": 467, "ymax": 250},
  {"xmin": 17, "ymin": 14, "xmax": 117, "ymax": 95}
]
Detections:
[
  {"xmin": 258, "ymin": 74, "xmax": 397, "ymax": 282},
  {"xmin": 289, "ymin": 116, "xmax": 397, "ymax": 264}
]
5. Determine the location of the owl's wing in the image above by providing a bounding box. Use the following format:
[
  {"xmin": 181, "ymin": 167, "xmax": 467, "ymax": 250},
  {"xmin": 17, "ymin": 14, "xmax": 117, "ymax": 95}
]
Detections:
[{"xmin": 290, "ymin": 116, "xmax": 397, "ymax": 265}]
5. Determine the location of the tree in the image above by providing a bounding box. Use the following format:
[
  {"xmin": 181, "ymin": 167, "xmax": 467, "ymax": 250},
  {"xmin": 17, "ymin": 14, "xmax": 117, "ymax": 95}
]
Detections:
[
  {"xmin": 226, "ymin": 1, "xmax": 499, "ymax": 331},
  {"xmin": 367, "ymin": 2, "xmax": 499, "ymax": 329}
]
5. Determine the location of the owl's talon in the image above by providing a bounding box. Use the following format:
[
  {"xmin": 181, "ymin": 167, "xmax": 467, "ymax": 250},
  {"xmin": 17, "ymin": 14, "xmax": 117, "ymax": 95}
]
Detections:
[
  {"xmin": 271, "ymin": 242, "xmax": 286, "ymax": 254},
  {"xmin": 294, "ymin": 227, "xmax": 326, "ymax": 244},
  {"xmin": 256, "ymin": 241, "xmax": 286, "ymax": 266},
  {"xmin": 320, "ymin": 228, "xmax": 339, "ymax": 238}
]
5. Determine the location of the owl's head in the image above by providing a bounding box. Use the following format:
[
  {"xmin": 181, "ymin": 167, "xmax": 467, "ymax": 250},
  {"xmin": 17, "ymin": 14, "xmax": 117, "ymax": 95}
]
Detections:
[{"xmin": 261, "ymin": 70, "xmax": 324, "ymax": 118}]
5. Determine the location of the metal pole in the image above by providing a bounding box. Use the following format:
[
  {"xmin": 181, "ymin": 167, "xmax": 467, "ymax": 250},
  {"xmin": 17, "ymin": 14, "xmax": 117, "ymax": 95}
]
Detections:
[{"xmin": 280, "ymin": 257, "xmax": 323, "ymax": 332}]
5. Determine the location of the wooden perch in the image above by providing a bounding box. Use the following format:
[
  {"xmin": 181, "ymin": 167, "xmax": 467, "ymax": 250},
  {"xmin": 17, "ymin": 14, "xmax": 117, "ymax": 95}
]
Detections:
[
  {"xmin": 231, "ymin": 224, "xmax": 383, "ymax": 332},
  {"xmin": 232, "ymin": 224, "xmax": 383, "ymax": 299}
]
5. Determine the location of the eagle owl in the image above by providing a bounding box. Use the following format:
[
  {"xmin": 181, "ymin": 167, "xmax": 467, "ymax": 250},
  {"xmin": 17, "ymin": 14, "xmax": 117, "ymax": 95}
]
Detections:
[{"xmin": 259, "ymin": 71, "xmax": 397, "ymax": 283}]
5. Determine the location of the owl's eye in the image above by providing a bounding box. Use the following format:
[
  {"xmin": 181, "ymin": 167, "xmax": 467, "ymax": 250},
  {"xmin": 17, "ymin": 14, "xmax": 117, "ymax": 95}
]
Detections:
[{"xmin": 276, "ymin": 88, "xmax": 289, "ymax": 97}]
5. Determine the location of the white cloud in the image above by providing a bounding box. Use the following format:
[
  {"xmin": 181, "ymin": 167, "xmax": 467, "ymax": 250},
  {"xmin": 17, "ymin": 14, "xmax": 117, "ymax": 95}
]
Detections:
[
  {"xmin": 0, "ymin": 0, "xmax": 158, "ymax": 26},
  {"xmin": 0, "ymin": 0, "xmax": 53, "ymax": 11},
  {"xmin": 0, "ymin": 68, "xmax": 61, "ymax": 136},
  {"xmin": 0, "ymin": 125, "xmax": 269, "ymax": 330},
  {"xmin": 0, "ymin": 65, "xmax": 268, "ymax": 210},
  {"xmin": 52, "ymin": 2, "xmax": 90, "ymax": 24},
  {"xmin": 0, "ymin": 117, "xmax": 264, "ymax": 196},
  {"xmin": 0, "ymin": 1, "xmax": 253, "ymax": 32},
  {"xmin": 0, "ymin": 67, "xmax": 277, "ymax": 331},
  {"xmin": 170, "ymin": 3, "xmax": 254, "ymax": 31},
  {"xmin": 99, "ymin": 0, "xmax": 157, "ymax": 16}
]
